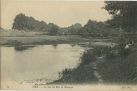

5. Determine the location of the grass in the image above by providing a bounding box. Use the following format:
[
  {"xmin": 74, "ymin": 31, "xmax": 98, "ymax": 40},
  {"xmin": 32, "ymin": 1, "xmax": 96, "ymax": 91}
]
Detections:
[
  {"xmin": 0, "ymin": 29, "xmax": 90, "ymax": 45},
  {"xmin": 98, "ymin": 46, "xmax": 137, "ymax": 84},
  {"xmin": 0, "ymin": 35, "xmax": 90, "ymax": 46},
  {"xmin": 51, "ymin": 44, "xmax": 137, "ymax": 84},
  {"xmin": 0, "ymin": 29, "xmax": 113, "ymax": 46},
  {"xmin": 51, "ymin": 48, "xmax": 102, "ymax": 84}
]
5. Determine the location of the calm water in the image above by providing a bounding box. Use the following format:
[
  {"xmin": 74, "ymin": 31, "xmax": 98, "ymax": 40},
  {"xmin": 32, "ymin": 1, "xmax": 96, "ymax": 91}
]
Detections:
[{"xmin": 1, "ymin": 44, "xmax": 85, "ymax": 88}]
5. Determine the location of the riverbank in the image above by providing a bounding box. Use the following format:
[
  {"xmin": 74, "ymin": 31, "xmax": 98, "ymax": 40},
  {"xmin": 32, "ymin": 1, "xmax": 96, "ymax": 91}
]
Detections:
[
  {"xmin": 51, "ymin": 44, "xmax": 137, "ymax": 84},
  {"xmin": 0, "ymin": 29, "xmax": 114, "ymax": 46},
  {"xmin": 0, "ymin": 35, "xmax": 86, "ymax": 45},
  {"xmin": 51, "ymin": 47, "xmax": 108, "ymax": 84},
  {"xmin": 0, "ymin": 35, "xmax": 113, "ymax": 47}
]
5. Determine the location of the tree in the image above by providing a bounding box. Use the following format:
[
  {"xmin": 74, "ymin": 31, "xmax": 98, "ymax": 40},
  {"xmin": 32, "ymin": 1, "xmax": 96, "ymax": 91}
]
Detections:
[
  {"xmin": 77, "ymin": 19, "xmax": 115, "ymax": 37},
  {"xmin": 105, "ymin": 1, "xmax": 137, "ymax": 42},
  {"xmin": 12, "ymin": 13, "xmax": 27, "ymax": 30},
  {"xmin": 105, "ymin": 1, "xmax": 137, "ymax": 33},
  {"xmin": 48, "ymin": 23, "xmax": 59, "ymax": 35},
  {"xmin": 66, "ymin": 23, "xmax": 82, "ymax": 35},
  {"xmin": 12, "ymin": 13, "xmax": 48, "ymax": 31}
]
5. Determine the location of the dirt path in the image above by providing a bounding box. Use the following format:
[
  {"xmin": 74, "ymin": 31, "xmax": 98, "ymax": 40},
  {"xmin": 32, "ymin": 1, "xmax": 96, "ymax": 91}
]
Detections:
[{"xmin": 91, "ymin": 56, "xmax": 105, "ymax": 83}]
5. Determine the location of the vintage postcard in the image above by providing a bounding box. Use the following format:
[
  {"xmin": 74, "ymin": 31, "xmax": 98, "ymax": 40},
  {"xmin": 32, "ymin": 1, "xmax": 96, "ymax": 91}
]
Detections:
[{"xmin": 0, "ymin": 0, "xmax": 137, "ymax": 90}]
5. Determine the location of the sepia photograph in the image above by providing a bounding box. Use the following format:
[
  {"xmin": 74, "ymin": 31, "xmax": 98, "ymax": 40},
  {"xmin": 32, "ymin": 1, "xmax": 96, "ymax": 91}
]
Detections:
[{"xmin": 0, "ymin": 0, "xmax": 137, "ymax": 90}]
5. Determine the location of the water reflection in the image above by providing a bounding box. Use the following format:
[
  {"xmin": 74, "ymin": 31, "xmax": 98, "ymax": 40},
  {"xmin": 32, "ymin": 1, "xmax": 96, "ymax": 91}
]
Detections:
[
  {"xmin": 51, "ymin": 44, "xmax": 58, "ymax": 48},
  {"xmin": 71, "ymin": 44, "xmax": 76, "ymax": 47},
  {"xmin": 1, "ymin": 44, "xmax": 85, "ymax": 88},
  {"xmin": 14, "ymin": 45, "xmax": 35, "ymax": 51}
]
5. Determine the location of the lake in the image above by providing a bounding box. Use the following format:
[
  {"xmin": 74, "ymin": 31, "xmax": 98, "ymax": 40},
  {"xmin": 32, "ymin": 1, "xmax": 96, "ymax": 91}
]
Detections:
[{"xmin": 1, "ymin": 44, "xmax": 85, "ymax": 88}]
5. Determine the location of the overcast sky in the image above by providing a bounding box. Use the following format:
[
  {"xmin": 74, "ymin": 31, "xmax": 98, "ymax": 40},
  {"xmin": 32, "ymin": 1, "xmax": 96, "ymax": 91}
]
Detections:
[{"xmin": 1, "ymin": 0, "xmax": 111, "ymax": 29}]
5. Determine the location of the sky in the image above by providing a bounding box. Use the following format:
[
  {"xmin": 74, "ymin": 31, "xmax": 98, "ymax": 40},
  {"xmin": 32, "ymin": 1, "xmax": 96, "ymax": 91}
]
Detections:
[{"xmin": 1, "ymin": 0, "xmax": 111, "ymax": 29}]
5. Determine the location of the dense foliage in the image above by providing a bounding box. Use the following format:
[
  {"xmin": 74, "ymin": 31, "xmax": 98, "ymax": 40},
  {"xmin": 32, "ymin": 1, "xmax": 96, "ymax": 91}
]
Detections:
[
  {"xmin": 12, "ymin": 13, "xmax": 118, "ymax": 37},
  {"xmin": 78, "ymin": 20, "xmax": 118, "ymax": 37},
  {"xmin": 12, "ymin": 13, "xmax": 59, "ymax": 35},
  {"xmin": 105, "ymin": 1, "xmax": 137, "ymax": 33}
]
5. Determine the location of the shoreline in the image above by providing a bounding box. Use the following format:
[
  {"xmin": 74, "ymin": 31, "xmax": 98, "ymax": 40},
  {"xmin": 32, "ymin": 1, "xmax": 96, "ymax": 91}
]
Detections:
[{"xmin": 0, "ymin": 35, "xmax": 113, "ymax": 47}]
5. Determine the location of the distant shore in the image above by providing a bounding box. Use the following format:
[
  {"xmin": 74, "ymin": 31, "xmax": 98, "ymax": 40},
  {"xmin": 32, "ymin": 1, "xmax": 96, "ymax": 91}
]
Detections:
[
  {"xmin": 0, "ymin": 29, "xmax": 115, "ymax": 46},
  {"xmin": 0, "ymin": 35, "xmax": 115, "ymax": 48}
]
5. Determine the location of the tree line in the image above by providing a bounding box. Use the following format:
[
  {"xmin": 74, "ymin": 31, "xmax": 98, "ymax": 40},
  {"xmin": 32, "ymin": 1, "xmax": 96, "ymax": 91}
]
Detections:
[{"xmin": 12, "ymin": 13, "xmax": 119, "ymax": 37}]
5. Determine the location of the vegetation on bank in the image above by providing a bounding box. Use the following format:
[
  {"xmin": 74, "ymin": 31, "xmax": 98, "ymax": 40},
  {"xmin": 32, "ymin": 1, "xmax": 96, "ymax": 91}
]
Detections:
[
  {"xmin": 51, "ymin": 43, "xmax": 137, "ymax": 84},
  {"xmin": 52, "ymin": 48, "xmax": 99, "ymax": 84},
  {"xmin": 0, "ymin": 35, "xmax": 90, "ymax": 46},
  {"xmin": 98, "ymin": 46, "xmax": 137, "ymax": 84},
  {"xmin": 0, "ymin": 29, "xmax": 112, "ymax": 46}
]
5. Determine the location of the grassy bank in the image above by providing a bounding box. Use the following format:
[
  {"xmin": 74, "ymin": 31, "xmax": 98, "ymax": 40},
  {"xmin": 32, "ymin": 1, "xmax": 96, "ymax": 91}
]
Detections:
[
  {"xmin": 0, "ymin": 35, "xmax": 114, "ymax": 47},
  {"xmin": 98, "ymin": 45, "xmax": 137, "ymax": 84},
  {"xmin": 0, "ymin": 29, "xmax": 113, "ymax": 46},
  {"xmin": 52, "ymin": 48, "xmax": 99, "ymax": 84},
  {"xmin": 51, "ymin": 44, "xmax": 137, "ymax": 84},
  {"xmin": 51, "ymin": 46, "xmax": 111, "ymax": 84},
  {"xmin": 0, "ymin": 35, "xmax": 90, "ymax": 46},
  {"xmin": 0, "ymin": 30, "xmax": 85, "ymax": 45}
]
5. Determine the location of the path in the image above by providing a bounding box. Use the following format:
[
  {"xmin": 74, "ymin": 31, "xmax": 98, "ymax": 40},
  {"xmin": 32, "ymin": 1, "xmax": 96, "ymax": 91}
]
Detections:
[{"xmin": 91, "ymin": 56, "xmax": 105, "ymax": 83}]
